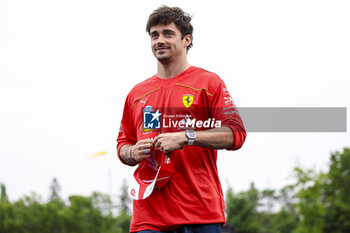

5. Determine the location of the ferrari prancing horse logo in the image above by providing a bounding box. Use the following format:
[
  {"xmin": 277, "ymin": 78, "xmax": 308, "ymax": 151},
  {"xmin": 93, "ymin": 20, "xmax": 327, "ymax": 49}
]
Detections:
[{"xmin": 183, "ymin": 94, "xmax": 194, "ymax": 108}]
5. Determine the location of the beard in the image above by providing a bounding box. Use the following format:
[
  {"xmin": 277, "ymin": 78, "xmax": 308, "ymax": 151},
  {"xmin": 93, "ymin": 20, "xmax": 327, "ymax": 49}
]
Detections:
[
  {"xmin": 156, "ymin": 54, "xmax": 172, "ymax": 63},
  {"xmin": 154, "ymin": 44, "xmax": 173, "ymax": 63},
  {"xmin": 155, "ymin": 51, "xmax": 172, "ymax": 63}
]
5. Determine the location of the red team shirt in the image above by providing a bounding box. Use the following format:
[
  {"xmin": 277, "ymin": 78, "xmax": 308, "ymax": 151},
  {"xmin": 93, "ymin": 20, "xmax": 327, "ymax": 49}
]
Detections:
[{"xmin": 117, "ymin": 66, "xmax": 246, "ymax": 232}]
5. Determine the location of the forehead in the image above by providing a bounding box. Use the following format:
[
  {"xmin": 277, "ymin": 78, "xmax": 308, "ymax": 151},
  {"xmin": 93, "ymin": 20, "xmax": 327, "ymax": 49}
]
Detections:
[{"xmin": 149, "ymin": 22, "xmax": 180, "ymax": 34}]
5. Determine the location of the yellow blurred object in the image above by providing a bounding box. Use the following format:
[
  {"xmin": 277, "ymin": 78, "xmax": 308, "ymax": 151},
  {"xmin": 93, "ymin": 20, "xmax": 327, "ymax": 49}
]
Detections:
[{"xmin": 89, "ymin": 151, "xmax": 107, "ymax": 159}]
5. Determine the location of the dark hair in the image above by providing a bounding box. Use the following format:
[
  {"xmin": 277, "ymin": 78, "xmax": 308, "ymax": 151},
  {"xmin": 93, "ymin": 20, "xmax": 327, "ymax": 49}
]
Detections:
[{"xmin": 146, "ymin": 6, "xmax": 193, "ymax": 51}]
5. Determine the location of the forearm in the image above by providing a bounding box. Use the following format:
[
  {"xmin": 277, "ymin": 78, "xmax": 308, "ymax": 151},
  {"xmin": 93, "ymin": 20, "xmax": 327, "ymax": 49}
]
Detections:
[
  {"xmin": 154, "ymin": 126, "xmax": 234, "ymax": 154},
  {"xmin": 119, "ymin": 144, "xmax": 138, "ymax": 166},
  {"xmin": 118, "ymin": 139, "xmax": 155, "ymax": 166},
  {"xmin": 193, "ymin": 126, "xmax": 234, "ymax": 149}
]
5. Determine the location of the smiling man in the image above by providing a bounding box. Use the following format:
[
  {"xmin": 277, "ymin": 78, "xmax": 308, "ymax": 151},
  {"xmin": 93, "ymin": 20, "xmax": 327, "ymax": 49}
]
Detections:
[{"xmin": 117, "ymin": 6, "xmax": 246, "ymax": 233}]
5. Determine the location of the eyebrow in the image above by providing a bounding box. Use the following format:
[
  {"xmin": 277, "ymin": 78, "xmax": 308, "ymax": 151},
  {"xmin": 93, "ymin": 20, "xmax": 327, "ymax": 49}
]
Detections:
[
  {"xmin": 163, "ymin": 29, "xmax": 176, "ymax": 35},
  {"xmin": 150, "ymin": 31, "xmax": 158, "ymax": 36},
  {"xmin": 150, "ymin": 29, "xmax": 176, "ymax": 35}
]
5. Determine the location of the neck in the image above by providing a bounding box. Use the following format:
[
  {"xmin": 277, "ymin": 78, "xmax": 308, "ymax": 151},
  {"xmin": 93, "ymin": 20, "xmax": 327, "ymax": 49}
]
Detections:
[{"xmin": 157, "ymin": 57, "xmax": 191, "ymax": 79}]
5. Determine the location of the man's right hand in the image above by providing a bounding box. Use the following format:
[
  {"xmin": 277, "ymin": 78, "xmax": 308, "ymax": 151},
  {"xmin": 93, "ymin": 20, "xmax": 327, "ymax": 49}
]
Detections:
[
  {"xmin": 131, "ymin": 138, "xmax": 155, "ymax": 162},
  {"xmin": 120, "ymin": 138, "xmax": 156, "ymax": 165}
]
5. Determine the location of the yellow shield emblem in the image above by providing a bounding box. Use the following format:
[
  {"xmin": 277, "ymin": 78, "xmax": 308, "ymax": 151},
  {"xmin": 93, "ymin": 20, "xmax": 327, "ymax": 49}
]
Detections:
[
  {"xmin": 183, "ymin": 95, "xmax": 194, "ymax": 108},
  {"xmin": 142, "ymin": 124, "xmax": 152, "ymax": 133}
]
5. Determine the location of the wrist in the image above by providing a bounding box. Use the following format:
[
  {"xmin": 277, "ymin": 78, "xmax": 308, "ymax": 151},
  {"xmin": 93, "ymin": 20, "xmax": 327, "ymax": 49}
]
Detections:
[
  {"xmin": 124, "ymin": 145, "xmax": 137, "ymax": 165},
  {"xmin": 180, "ymin": 131, "xmax": 189, "ymax": 146},
  {"xmin": 185, "ymin": 130, "xmax": 196, "ymax": 146}
]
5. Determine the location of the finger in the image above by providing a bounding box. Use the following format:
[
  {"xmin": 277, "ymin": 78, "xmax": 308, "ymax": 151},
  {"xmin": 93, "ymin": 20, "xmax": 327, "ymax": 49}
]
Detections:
[
  {"xmin": 138, "ymin": 143, "xmax": 155, "ymax": 150},
  {"xmin": 143, "ymin": 148, "xmax": 151, "ymax": 155},
  {"xmin": 138, "ymin": 139, "xmax": 153, "ymax": 145},
  {"xmin": 133, "ymin": 148, "xmax": 151, "ymax": 160},
  {"xmin": 155, "ymin": 140, "xmax": 162, "ymax": 148},
  {"xmin": 135, "ymin": 154, "xmax": 150, "ymax": 162},
  {"xmin": 161, "ymin": 147, "xmax": 169, "ymax": 154},
  {"xmin": 137, "ymin": 147, "xmax": 152, "ymax": 155},
  {"xmin": 154, "ymin": 135, "xmax": 164, "ymax": 143},
  {"xmin": 149, "ymin": 138, "xmax": 156, "ymax": 145},
  {"xmin": 136, "ymin": 139, "xmax": 150, "ymax": 146}
]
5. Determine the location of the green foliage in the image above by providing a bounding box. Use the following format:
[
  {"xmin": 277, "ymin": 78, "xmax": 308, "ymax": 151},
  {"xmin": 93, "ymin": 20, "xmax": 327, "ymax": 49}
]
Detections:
[
  {"xmin": 226, "ymin": 183, "xmax": 298, "ymax": 233},
  {"xmin": 115, "ymin": 179, "xmax": 132, "ymax": 233},
  {"xmin": 226, "ymin": 183, "xmax": 260, "ymax": 233},
  {"xmin": 1, "ymin": 184, "xmax": 8, "ymax": 203},
  {"xmin": 1, "ymin": 148, "xmax": 350, "ymax": 233},
  {"xmin": 49, "ymin": 178, "xmax": 61, "ymax": 202},
  {"xmin": 293, "ymin": 167, "xmax": 326, "ymax": 233},
  {"xmin": 226, "ymin": 148, "xmax": 350, "ymax": 233},
  {"xmin": 0, "ymin": 181, "xmax": 131, "ymax": 233},
  {"xmin": 323, "ymin": 148, "xmax": 350, "ymax": 233},
  {"xmin": 118, "ymin": 179, "xmax": 131, "ymax": 215},
  {"xmin": 115, "ymin": 210, "xmax": 132, "ymax": 233}
]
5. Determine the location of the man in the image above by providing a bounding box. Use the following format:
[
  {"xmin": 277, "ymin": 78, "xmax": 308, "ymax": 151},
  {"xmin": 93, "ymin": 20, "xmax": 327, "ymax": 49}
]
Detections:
[{"xmin": 117, "ymin": 6, "xmax": 246, "ymax": 233}]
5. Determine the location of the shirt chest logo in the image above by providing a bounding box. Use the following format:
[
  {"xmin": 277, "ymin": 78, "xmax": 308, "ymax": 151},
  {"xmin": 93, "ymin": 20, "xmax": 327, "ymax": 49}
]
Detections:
[
  {"xmin": 143, "ymin": 106, "xmax": 161, "ymax": 130},
  {"xmin": 183, "ymin": 94, "xmax": 194, "ymax": 108}
]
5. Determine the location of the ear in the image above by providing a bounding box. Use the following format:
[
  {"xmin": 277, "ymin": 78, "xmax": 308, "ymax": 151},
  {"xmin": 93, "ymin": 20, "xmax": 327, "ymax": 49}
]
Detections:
[{"xmin": 183, "ymin": 34, "xmax": 192, "ymax": 48}]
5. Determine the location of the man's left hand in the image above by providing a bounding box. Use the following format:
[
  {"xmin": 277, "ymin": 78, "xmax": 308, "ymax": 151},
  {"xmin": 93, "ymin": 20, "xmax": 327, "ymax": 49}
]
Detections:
[{"xmin": 154, "ymin": 132, "xmax": 187, "ymax": 154}]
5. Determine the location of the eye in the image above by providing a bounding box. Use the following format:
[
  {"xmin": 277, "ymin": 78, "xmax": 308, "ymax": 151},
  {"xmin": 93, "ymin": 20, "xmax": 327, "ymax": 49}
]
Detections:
[
  {"xmin": 164, "ymin": 31, "xmax": 174, "ymax": 37},
  {"xmin": 150, "ymin": 33, "xmax": 158, "ymax": 39}
]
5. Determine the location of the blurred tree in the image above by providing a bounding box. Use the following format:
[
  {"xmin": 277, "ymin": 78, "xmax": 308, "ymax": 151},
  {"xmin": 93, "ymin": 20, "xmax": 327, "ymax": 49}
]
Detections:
[
  {"xmin": 1, "ymin": 148, "xmax": 349, "ymax": 233},
  {"xmin": 256, "ymin": 189, "xmax": 277, "ymax": 233},
  {"xmin": 49, "ymin": 178, "xmax": 61, "ymax": 202},
  {"xmin": 226, "ymin": 182, "xmax": 299, "ymax": 233},
  {"xmin": 115, "ymin": 179, "xmax": 132, "ymax": 233},
  {"xmin": 1, "ymin": 183, "xmax": 9, "ymax": 203},
  {"xmin": 9, "ymin": 193, "xmax": 46, "ymax": 233},
  {"xmin": 0, "ymin": 183, "xmax": 127, "ymax": 233},
  {"xmin": 91, "ymin": 192, "xmax": 114, "ymax": 217},
  {"xmin": 225, "ymin": 182, "xmax": 260, "ymax": 233},
  {"xmin": 0, "ymin": 183, "xmax": 12, "ymax": 233},
  {"xmin": 293, "ymin": 167, "xmax": 326, "ymax": 233},
  {"xmin": 63, "ymin": 195, "xmax": 99, "ymax": 233},
  {"xmin": 270, "ymin": 207, "xmax": 298, "ymax": 233},
  {"xmin": 271, "ymin": 184, "xmax": 299, "ymax": 233},
  {"xmin": 323, "ymin": 148, "xmax": 350, "ymax": 233},
  {"xmin": 43, "ymin": 198, "xmax": 67, "ymax": 233},
  {"xmin": 279, "ymin": 184, "xmax": 297, "ymax": 217},
  {"xmin": 115, "ymin": 211, "xmax": 132, "ymax": 233},
  {"xmin": 118, "ymin": 179, "xmax": 131, "ymax": 215},
  {"xmin": 260, "ymin": 189, "xmax": 276, "ymax": 213}
]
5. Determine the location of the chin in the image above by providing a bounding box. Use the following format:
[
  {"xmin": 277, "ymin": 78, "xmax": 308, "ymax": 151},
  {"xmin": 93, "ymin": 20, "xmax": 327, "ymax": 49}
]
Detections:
[{"xmin": 156, "ymin": 55, "xmax": 172, "ymax": 63}]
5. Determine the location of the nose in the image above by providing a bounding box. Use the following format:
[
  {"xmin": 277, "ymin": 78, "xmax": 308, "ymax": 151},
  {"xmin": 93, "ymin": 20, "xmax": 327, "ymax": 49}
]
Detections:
[
  {"xmin": 156, "ymin": 34, "xmax": 166, "ymax": 43},
  {"xmin": 154, "ymin": 36, "xmax": 167, "ymax": 50}
]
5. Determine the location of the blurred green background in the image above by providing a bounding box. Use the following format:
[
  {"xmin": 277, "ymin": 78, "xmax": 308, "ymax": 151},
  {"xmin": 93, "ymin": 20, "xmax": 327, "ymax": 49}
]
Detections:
[{"xmin": 1, "ymin": 147, "xmax": 349, "ymax": 233}]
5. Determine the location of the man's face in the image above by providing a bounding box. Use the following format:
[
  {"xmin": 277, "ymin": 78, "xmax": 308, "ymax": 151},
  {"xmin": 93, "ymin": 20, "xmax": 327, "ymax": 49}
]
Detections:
[{"xmin": 149, "ymin": 22, "xmax": 190, "ymax": 63}]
